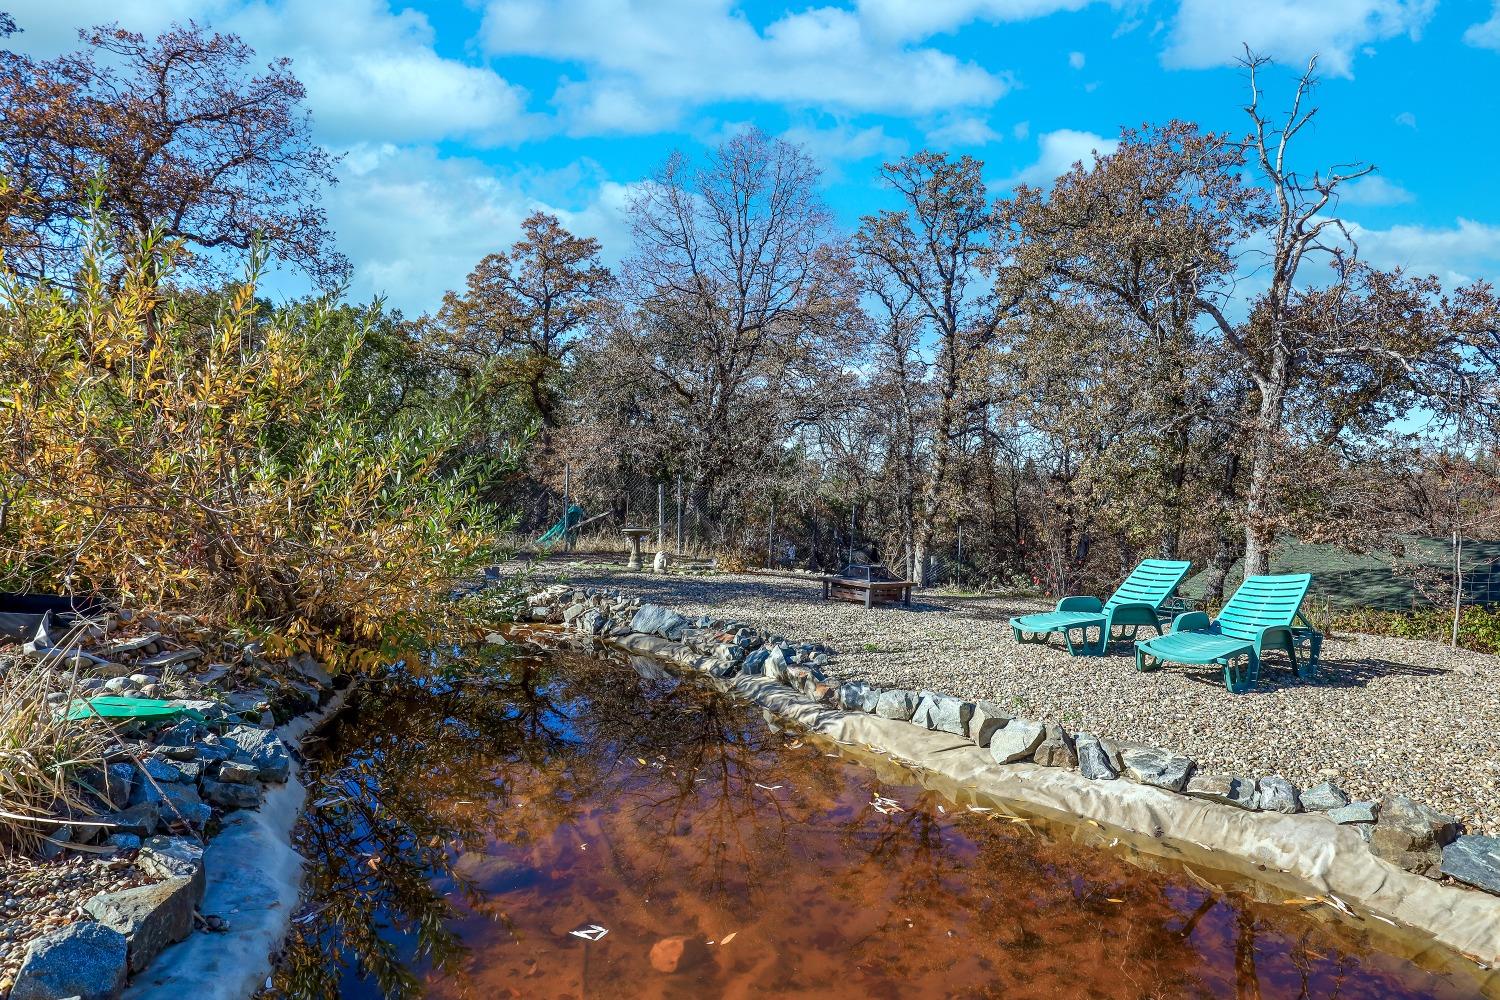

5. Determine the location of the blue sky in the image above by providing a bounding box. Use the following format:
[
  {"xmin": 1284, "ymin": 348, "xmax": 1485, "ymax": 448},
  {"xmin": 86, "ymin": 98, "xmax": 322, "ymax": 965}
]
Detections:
[{"xmin": 7, "ymin": 0, "xmax": 1500, "ymax": 315}]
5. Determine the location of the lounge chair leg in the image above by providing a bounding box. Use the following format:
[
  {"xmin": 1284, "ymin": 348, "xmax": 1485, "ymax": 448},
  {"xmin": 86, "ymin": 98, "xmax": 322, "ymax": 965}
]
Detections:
[{"xmin": 1286, "ymin": 643, "xmax": 1300, "ymax": 679}]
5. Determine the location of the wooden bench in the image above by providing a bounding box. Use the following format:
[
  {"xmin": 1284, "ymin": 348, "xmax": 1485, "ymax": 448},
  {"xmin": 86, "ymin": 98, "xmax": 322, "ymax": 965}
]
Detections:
[{"xmin": 819, "ymin": 564, "xmax": 913, "ymax": 608}]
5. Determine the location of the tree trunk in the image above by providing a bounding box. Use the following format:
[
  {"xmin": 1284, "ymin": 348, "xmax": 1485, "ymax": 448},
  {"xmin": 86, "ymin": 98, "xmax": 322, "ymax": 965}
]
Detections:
[{"xmin": 1241, "ymin": 362, "xmax": 1289, "ymax": 578}]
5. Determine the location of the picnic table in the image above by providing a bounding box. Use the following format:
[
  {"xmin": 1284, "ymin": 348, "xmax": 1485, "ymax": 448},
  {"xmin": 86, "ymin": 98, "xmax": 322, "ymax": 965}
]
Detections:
[{"xmin": 819, "ymin": 563, "xmax": 913, "ymax": 608}]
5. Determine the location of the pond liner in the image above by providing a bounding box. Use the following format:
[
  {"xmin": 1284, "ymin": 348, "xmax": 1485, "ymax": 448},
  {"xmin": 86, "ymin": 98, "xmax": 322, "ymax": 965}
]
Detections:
[
  {"xmin": 122, "ymin": 685, "xmax": 354, "ymax": 1000},
  {"xmin": 607, "ymin": 629, "xmax": 1500, "ymax": 991}
]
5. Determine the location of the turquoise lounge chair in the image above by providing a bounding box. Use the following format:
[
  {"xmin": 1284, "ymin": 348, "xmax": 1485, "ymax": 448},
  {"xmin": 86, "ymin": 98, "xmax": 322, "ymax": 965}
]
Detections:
[
  {"xmin": 1010, "ymin": 559, "xmax": 1192, "ymax": 656},
  {"xmin": 1135, "ymin": 573, "xmax": 1323, "ymax": 693}
]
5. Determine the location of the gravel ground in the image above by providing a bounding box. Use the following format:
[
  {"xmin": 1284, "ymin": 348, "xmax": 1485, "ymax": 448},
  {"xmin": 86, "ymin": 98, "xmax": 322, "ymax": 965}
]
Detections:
[
  {"xmin": 0, "ymin": 853, "xmax": 152, "ymax": 995},
  {"xmin": 538, "ymin": 562, "xmax": 1500, "ymax": 835}
]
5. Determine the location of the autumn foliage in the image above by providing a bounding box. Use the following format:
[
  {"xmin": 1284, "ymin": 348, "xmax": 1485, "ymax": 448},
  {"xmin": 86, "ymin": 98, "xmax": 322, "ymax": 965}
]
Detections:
[{"xmin": 0, "ymin": 217, "xmax": 502, "ymax": 663}]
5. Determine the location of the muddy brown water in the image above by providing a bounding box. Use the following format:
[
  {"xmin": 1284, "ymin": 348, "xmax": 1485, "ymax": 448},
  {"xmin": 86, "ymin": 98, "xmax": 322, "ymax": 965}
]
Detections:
[{"xmin": 267, "ymin": 648, "xmax": 1495, "ymax": 999}]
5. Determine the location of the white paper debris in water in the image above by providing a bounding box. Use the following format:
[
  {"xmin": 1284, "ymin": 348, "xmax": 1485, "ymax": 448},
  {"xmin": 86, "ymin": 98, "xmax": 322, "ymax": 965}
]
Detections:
[
  {"xmin": 871, "ymin": 794, "xmax": 904, "ymax": 815},
  {"xmin": 569, "ymin": 924, "xmax": 609, "ymax": 941},
  {"xmin": 937, "ymin": 805, "xmax": 946, "ymax": 814},
  {"xmin": 754, "ymin": 783, "xmax": 783, "ymax": 791},
  {"xmin": 720, "ymin": 931, "xmax": 737, "ymax": 945},
  {"xmin": 966, "ymin": 805, "xmax": 993, "ymax": 813}
]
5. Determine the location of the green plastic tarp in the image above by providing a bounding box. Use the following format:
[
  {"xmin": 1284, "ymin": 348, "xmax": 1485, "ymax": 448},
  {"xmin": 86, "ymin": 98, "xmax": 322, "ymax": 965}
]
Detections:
[{"xmin": 65, "ymin": 696, "xmax": 205, "ymax": 722}]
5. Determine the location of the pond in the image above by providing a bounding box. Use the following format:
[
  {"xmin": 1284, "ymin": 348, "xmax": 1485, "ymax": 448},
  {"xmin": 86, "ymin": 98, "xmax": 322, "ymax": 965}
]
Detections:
[{"xmin": 267, "ymin": 646, "xmax": 1495, "ymax": 999}]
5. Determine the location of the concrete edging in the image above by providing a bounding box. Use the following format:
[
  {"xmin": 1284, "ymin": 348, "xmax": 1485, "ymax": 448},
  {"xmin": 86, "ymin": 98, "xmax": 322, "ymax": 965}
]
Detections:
[{"xmin": 122, "ymin": 686, "xmax": 353, "ymax": 1000}]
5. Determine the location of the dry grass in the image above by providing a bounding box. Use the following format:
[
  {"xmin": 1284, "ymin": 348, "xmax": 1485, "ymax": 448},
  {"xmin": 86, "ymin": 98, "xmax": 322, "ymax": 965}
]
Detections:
[{"xmin": 0, "ymin": 628, "xmax": 113, "ymax": 855}]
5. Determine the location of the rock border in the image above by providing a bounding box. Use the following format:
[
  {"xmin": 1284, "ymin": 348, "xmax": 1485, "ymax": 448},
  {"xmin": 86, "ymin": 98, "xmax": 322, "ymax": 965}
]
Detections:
[
  {"xmin": 117, "ymin": 687, "xmax": 350, "ymax": 1000},
  {"xmin": 525, "ymin": 583, "xmax": 1500, "ymax": 983}
]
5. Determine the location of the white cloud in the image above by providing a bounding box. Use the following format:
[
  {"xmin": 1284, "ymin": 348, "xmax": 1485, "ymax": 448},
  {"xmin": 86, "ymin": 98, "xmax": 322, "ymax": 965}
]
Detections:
[
  {"xmin": 229, "ymin": 0, "xmax": 536, "ymax": 146},
  {"xmin": 1465, "ymin": 4, "xmax": 1500, "ymax": 50},
  {"xmin": 1162, "ymin": 0, "xmax": 1437, "ymax": 77},
  {"xmin": 5, "ymin": 0, "xmax": 537, "ymax": 147},
  {"xmin": 480, "ymin": 0, "xmax": 1008, "ymax": 133},
  {"xmin": 2, "ymin": 0, "xmax": 231, "ymax": 55},
  {"xmin": 1012, "ymin": 120, "xmax": 1031, "ymax": 140},
  {"xmin": 323, "ymin": 145, "xmax": 633, "ymax": 313},
  {"xmin": 1348, "ymin": 218, "xmax": 1500, "ymax": 287},
  {"xmin": 1068, "ymin": 50, "xmax": 1086, "ymax": 69},
  {"xmin": 780, "ymin": 122, "xmax": 907, "ymax": 171},
  {"xmin": 1395, "ymin": 111, "xmax": 1418, "ymax": 128},
  {"xmin": 1339, "ymin": 175, "xmax": 1414, "ymax": 207},
  {"xmin": 926, "ymin": 116, "xmax": 1002, "ymax": 148},
  {"xmin": 1003, "ymin": 128, "xmax": 1118, "ymax": 188},
  {"xmin": 854, "ymin": 0, "xmax": 1094, "ymax": 40}
]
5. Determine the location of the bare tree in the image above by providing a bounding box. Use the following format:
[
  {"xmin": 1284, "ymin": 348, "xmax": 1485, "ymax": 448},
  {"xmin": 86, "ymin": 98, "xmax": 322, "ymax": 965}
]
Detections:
[
  {"xmin": 855, "ymin": 152, "xmax": 1016, "ymax": 586},
  {"xmin": 608, "ymin": 127, "xmax": 855, "ymax": 508}
]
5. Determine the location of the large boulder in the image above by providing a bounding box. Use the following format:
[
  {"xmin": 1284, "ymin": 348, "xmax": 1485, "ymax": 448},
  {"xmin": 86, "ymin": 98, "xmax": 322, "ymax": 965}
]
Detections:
[
  {"xmin": 84, "ymin": 876, "xmax": 197, "ymax": 973},
  {"xmin": 911, "ymin": 692, "xmax": 972, "ymax": 737},
  {"xmin": 989, "ymin": 719, "xmax": 1045, "ymax": 764},
  {"xmin": 629, "ymin": 604, "xmax": 689, "ymax": 641},
  {"xmin": 1441, "ymin": 836, "xmax": 1500, "ymax": 896},
  {"xmin": 874, "ymin": 689, "xmax": 920, "ymax": 721},
  {"xmin": 967, "ymin": 702, "xmax": 1009, "ymax": 748},
  {"xmin": 1256, "ymin": 776, "xmax": 1301, "ymax": 814},
  {"xmin": 1120, "ymin": 747, "xmax": 1195, "ymax": 792},
  {"xmin": 1075, "ymin": 733, "xmax": 1120, "ymax": 780},
  {"xmin": 1300, "ymin": 781, "xmax": 1350, "ymax": 812},
  {"xmin": 1370, "ymin": 795, "xmax": 1459, "ymax": 875},
  {"xmin": 221, "ymin": 725, "xmax": 292, "ymax": 784},
  {"xmin": 1032, "ymin": 725, "xmax": 1077, "ymax": 768},
  {"xmin": 11, "ymin": 921, "xmax": 128, "ymax": 1000},
  {"xmin": 1185, "ymin": 772, "xmax": 1259, "ymax": 810}
]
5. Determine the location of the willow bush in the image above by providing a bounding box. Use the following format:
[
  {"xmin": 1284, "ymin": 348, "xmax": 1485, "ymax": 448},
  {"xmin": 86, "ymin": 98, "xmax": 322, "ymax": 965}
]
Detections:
[{"xmin": 0, "ymin": 220, "xmax": 510, "ymax": 669}]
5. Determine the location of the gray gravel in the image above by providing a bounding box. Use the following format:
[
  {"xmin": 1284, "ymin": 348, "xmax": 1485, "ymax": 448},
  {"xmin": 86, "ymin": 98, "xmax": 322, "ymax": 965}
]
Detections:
[{"xmin": 539, "ymin": 563, "xmax": 1500, "ymax": 835}]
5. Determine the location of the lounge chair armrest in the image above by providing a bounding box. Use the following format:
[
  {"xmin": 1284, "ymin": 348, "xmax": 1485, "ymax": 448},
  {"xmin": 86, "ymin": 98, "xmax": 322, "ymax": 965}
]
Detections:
[
  {"xmin": 1055, "ymin": 595, "xmax": 1103, "ymax": 613},
  {"xmin": 1253, "ymin": 625, "xmax": 1293, "ymax": 651},
  {"xmin": 1170, "ymin": 611, "xmax": 1212, "ymax": 634}
]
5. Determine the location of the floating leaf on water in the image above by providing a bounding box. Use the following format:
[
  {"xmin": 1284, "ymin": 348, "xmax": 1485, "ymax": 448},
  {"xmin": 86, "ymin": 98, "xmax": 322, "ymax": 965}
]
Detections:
[
  {"xmin": 1105, "ymin": 898, "xmax": 1123, "ymax": 903},
  {"xmin": 966, "ymin": 806, "xmax": 993, "ymax": 813},
  {"xmin": 720, "ymin": 931, "xmax": 737, "ymax": 945}
]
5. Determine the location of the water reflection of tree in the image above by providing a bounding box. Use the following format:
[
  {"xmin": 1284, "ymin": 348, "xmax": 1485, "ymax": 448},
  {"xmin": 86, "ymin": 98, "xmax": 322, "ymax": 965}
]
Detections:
[
  {"xmin": 271, "ymin": 652, "xmax": 598, "ymax": 999},
  {"xmin": 268, "ymin": 648, "xmax": 1459, "ymax": 1000}
]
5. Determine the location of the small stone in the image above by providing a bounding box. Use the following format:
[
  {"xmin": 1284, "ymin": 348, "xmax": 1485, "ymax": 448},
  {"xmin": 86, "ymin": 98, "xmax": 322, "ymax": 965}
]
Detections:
[
  {"xmin": 1185, "ymin": 772, "xmax": 1260, "ymax": 810},
  {"xmin": 201, "ymin": 777, "xmax": 263, "ymax": 810},
  {"xmin": 1121, "ymin": 747, "xmax": 1195, "ymax": 793},
  {"xmin": 874, "ymin": 689, "xmax": 920, "ymax": 721},
  {"xmin": 1075, "ymin": 733, "xmax": 1119, "ymax": 780},
  {"xmin": 1441, "ymin": 836, "xmax": 1500, "ymax": 895},
  {"xmin": 84, "ymin": 876, "xmax": 197, "ymax": 973},
  {"xmin": 214, "ymin": 760, "xmax": 258, "ymax": 785},
  {"xmin": 138, "ymin": 647, "xmax": 202, "ymax": 669},
  {"xmin": 1257, "ymin": 776, "xmax": 1301, "ymax": 814},
  {"xmin": 138, "ymin": 757, "xmax": 183, "ymax": 784},
  {"xmin": 1300, "ymin": 781, "xmax": 1351, "ymax": 812},
  {"xmin": 1330, "ymin": 800, "xmax": 1380, "ymax": 824},
  {"xmin": 989, "ymin": 719, "xmax": 1045, "ymax": 764},
  {"xmin": 105, "ymin": 833, "xmax": 142, "ymax": 853},
  {"xmin": 649, "ymin": 935, "xmax": 708, "ymax": 974},
  {"xmin": 629, "ymin": 604, "xmax": 689, "ymax": 641},
  {"xmin": 10, "ymin": 920, "xmax": 128, "ymax": 1000},
  {"xmin": 967, "ymin": 702, "xmax": 1009, "ymax": 748},
  {"xmin": 138, "ymin": 837, "xmax": 206, "ymax": 905},
  {"xmin": 221, "ymin": 726, "xmax": 291, "ymax": 783},
  {"xmin": 1032, "ymin": 724, "xmax": 1076, "ymax": 768}
]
